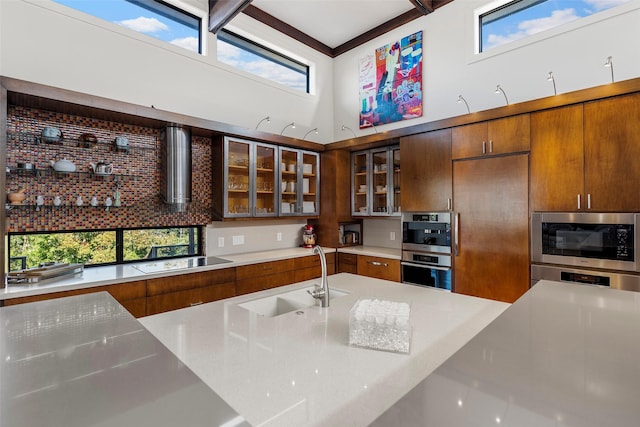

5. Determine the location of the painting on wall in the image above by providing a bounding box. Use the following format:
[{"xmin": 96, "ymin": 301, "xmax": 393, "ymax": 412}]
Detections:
[{"xmin": 359, "ymin": 31, "xmax": 423, "ymax": 129}]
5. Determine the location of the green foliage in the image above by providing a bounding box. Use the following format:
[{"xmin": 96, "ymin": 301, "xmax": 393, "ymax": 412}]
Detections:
[{"xmin": 9, "ymin": 228, "xmax": 198, "ymax": 270}]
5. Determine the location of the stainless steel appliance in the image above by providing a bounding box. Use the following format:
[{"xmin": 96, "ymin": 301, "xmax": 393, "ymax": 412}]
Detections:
[
  {"xmin": 531, "ymin": 212, "xmax": 639, "ymax": 272},
  {"xmin": 160, "ymin": 125, "xmax": 192, "ymax": 212},
  {"xmin": 531, "ymin": 212, "xmax": 640, "ymax": 292},
  {"xmin": 401, "ymin": 212, "xmax": 452, "ymax": 290},
  {"xmin": 531, "ymin": 264, "xmax": 640, "ymax": 292}
]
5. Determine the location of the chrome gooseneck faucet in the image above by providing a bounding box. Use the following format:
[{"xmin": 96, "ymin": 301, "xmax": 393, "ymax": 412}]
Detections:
[{"xmin": 308, "ymin": 245, "xmax": 330, "ymax": 307}]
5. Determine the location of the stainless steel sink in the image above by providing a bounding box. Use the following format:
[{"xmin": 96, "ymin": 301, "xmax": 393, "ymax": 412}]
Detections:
[{"xmin": 237, "ymin": 286, "xmax": 349, "ymax": 317}]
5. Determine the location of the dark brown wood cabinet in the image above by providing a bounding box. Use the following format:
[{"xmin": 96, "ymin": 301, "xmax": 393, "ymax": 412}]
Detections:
[
  {"xmin": 531, "ymin": 104, "xmax": 585, "ymax": 212},
  {"xmin": 453, "ymin": 154, "xmax": 530, "ymax": 303},
  {"xmin": 400, "ymin": 129, "xmax": 452, "ymax": 212},
  {"xmin": 3, "ymin": 280, "xmax": 148, "ymax": 318},
  {"xmin": 293, "ymin": 253, "xmax": 336, "ymax": 282},
  {"xmin": 338, "ymin": 252, "xmax": 358, "ymax": 274},
  {"xmin": 235, "ymin": 259, "xmax": 296, "ymax": 295},
  {"xmin": 584, "ymin": 92, "xmax": 640, "ymax": 211},
  {"xmin": 531, "ymin": 94, "xmax": 640, "ymax": 212},
  {"xmin": 357, "ymin": 255, "xmax": 401, "ymax": 282},
  {"xmin": 146, "ymin": 268, "xmax": 236, "ymax": 315},
  {"xmin": 452, "ymin": 114, "xmax": 530, "ymax": 160}
]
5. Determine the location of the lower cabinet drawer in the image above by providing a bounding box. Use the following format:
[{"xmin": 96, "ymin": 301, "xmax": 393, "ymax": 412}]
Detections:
[
  {"xmin": 294, "ymin": 262, "xmax": 336, "ymax": 283},
  {"xmin": 338, "ymin": 253, "xmax": 358, "ymax": 274},
  {"xmin": 146, "ymin": 281, "xmax": 236, "ymax": 316},
  {"xmin": 357, "ymin": 255, "xmax": 401, "ymax": 282},
  {"xmin": 236, "ymin": 271, "xmax": 296, "ymax": 296}
]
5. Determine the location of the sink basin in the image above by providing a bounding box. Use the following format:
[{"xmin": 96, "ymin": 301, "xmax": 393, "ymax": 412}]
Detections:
[{"xmin": 237, "ymin": 286, "xmax": 349, "ymax": 317}]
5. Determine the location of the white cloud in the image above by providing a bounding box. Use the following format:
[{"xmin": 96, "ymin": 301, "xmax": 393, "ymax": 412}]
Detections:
[
  {"xmin": 585, "ymin": 0, "xmax": 630, "ymax": 11},
  {"xmin": 170, "ymin": 37, "xmax": 199, "ymax": 52},
  {"xmin": 117, "ymin": 16, "xmax": 168, "ymax": 34},
  {"xmin": 485, "ymin": 8, "xmax": 579, "ymax": 50}
]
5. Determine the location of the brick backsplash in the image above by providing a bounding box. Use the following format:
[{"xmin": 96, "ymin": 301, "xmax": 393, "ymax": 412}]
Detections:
[{"xmin": 6, "ymin": 106, "xmax": 213, "ymax": 232}]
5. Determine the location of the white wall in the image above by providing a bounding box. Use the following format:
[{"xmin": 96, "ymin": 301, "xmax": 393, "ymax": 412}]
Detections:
[
  {"xmin": 362, "ymin": 218, "xmax": 402, "ymax": 249},
  {"xmin": 0, "ymin": 0, "xmax": 335, "ymax": 143},
  {"xmin": 333, "ymin": 0, "xmax": 640, "ymax": 138},
  {"xmin": 205, "ymin": 219, "xmax": 307, "ymax": 256}
]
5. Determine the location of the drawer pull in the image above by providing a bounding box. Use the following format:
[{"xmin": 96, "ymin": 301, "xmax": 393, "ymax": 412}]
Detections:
[
  {"xmin": 190, "ymin": 301, "xmax": 203, "ymax": 307},
  {"xmin": 368, "ymin": 261, "xmax": 388, "ymax": 267}
]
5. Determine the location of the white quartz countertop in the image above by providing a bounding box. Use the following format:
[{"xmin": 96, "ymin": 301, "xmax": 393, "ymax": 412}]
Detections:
[
  {"xmin": 0, "ymin": 245, "xmax": 401, "ymax": 302},
  {"xmin": 0, "ymin": 247, "xmax": 336, "ymax": 301},
  {"xmin": 140, "ymin": 273, "xmax": 509, "ymax": 427},
  {"xmin": 372, "ymin": 280, "xmax": 640, "ymax": 427},
  {"xmin": 337, "ymin": 245, "xmax": 401, "ymax": 259},
  {"xmin": 0, "ymin": 292, "xmax": 249, "ymax": 427}
]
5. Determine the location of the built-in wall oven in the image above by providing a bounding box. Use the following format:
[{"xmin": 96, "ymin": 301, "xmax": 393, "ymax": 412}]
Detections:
[
  {"xmin": 401, "ymin": 212, "xmax": 452, "ymax": 291},
  {"xmin": 531, "ymin": 212, "xmax": 640, "ymax": 291}
]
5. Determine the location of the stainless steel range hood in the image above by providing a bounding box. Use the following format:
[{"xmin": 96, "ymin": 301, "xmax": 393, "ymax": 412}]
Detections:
[{"xmin": 160, "ymin": 125, "xmax": 192, "ymax": 212}]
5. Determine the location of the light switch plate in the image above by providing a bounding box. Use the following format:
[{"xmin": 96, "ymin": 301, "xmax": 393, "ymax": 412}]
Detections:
[
  {"xmin": 276, "ymin": 232, "xmax": 282, "ymax": 241},
  {"xmin": 232, "ymin": 235, "xmax": 245, "ymax": 245},
  {"xmin": 390, "ymin": 231, "xmax": 396, "ymax": 241},
  {"xmin": 218, "ymin": 237, "xmax": 225, "ymax": 247}
]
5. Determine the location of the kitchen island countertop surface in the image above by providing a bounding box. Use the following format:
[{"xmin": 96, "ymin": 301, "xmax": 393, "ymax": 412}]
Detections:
[
  {"xmin": 372, "ymin": 279, "xmax": 640, "ymax": 427},
  {"xmin": 0, "ymin": 245, "xmax": 399, "ymax": 302},
  {"xmin": 140, "ymin": 273, "xmax": 509, "ymax": 426},
  {"xmin": 0, "ymin": 291, "xmax": 249, "ymax": 427}
]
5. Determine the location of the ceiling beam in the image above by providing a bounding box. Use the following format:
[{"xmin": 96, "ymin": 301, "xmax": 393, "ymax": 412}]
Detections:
[
  {"xmin": 241, "ymin": 1, "xmax": 455, "ymax": 58},
  {"xmin": 242, "ymin": 5, "xmax": 334, "ymax": 57},
  {"xmin": 332, "ymin": 8, "xmax": 424, "ymax": 57},
  {"xmin": 208, "ymin": 0, "xmax": 253, "ymax": 34},
  {"xmin": 409, "ymin": 0, "xmax": 434, "ymax": 14}
]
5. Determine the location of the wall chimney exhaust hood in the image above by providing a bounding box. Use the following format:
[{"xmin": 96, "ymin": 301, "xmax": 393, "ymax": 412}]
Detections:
[{"xmin": 160, "ymin": 125, "xmax": 192, "ymax": 212}]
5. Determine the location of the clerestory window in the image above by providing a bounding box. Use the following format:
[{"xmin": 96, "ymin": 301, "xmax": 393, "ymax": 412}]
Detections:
[
  {"xmin": 53, "ymin": 0, "xmax": 202, "ymax": 53},
  {"xmin": 478, "ymin": 0, "xmax": 633, "ymax": 52},
  {"xmin": 217, "ymin": 29, "xmax": 310, "ymax": 93}
]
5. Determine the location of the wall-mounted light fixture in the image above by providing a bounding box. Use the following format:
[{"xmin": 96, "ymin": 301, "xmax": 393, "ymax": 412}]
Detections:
[
  {"xmin": 341, "ymin": 125, "xmax": 356, "ymax": 138},
  {"xmin": 457, "ymin": 95, "xmax": 470, "ymax": 114},
  {"xmin": 547, "ymin": 72, "xmax": 557, "ymax": 95},
  {"xmin": 255, "ymin": 116, "xmax": 270, "ymax": 130},
  {"xmin": 604, "ymin": 56, "xmax": 615, "ymax": 83},
  {"xmin": 302, "ymin": 128, "xmax": 318, "ymax": 140},
  {"xmin": 495, "ymin": 84, "xmax": 509, "ymax": 105},
  {"xmin": 280, "ymin": 122, "xmax": 295, "ymax": 135}
]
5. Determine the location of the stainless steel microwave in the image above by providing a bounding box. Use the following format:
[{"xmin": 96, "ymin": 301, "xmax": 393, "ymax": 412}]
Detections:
[{"xmin": 531, "ymin": 212, "xmax": 639, "ymax": 272}]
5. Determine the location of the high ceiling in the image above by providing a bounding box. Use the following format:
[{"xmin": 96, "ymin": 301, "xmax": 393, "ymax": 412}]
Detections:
[{"xmin": 208, "ymin": 0, "xmax": 453, "ymax": 57}]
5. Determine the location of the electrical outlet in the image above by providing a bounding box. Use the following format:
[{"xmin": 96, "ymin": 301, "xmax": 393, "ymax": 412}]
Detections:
[
  {"xmin": 218, "ymin": 237, "xmax": 225, "ymax": 247},
  {"xmin": 276, "ymin": 232, "xmax": 282, "ymax": 241},
  {"xmin": 232, "ymin": 235, "xmax": 245, "ymax": 245},
  {"xmin": 390, "ymin": 231, "xmax": 396, "ymax": 241}
]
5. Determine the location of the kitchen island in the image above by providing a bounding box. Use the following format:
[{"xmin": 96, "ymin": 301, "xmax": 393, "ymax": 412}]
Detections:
[
  {"xmin": 140, "ymin": 273, "xmax": 509, "ymax": 426},
  {"xmin": 0, "ymin": 292, "xmax": 249, "ymax": 427},
  {"xmin": 372, "ymin": 280, "xmax": 640, "ymax": 426}
]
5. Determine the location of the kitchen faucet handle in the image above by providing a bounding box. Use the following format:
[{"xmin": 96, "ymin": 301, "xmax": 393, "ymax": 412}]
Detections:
[{"xmin": 307, "ymin": 284, "xmax": 325, "ymax": 300}]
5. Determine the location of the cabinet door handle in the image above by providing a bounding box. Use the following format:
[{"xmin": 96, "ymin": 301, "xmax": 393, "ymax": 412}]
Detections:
[
  {"xmin": 190, "ymin": 301, "xmax": 203, "ymax": 307},
  {"xmin": 577, "ymin": 194, "xmax": 581, "ymax": 210},
  {"xmin": 489, "ymin": 140, "xmax": 493, "ymax": 153},
  {"xmin": 368, "ymin": 261, "xmax": 388, "ymax": 267},
  {"xmin": 447, "ymin": 198, "xmax": 452, "ymax": 211},
  {"xmin": 482, "ymin": 141, "xmax": 486, "ymax": 154},
  {"xmin": 454, "ymin": 212, "xmax": 460, "ymax": 256},
  {"xmin": 587, "ymin": 194, "xmax": 591, "ymax": 210}
]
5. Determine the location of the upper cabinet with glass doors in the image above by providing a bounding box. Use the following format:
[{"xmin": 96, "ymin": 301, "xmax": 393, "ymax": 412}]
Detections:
[
  {"xmin": 223, "ymin": 137, "xmax": 277, "ymax": 218},
  {"xmin": 352, "ymin": 146, "xmax": 400, "ymax": 216},
  {"xmin": 279, "ymin": 148, "xmax": 319, "ymax": 216}
]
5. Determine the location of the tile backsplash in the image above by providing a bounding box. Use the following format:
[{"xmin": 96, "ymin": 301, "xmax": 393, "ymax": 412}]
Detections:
[{"xmin": 6, "ymin": 106, "xmax": 213, "ymax": 232}]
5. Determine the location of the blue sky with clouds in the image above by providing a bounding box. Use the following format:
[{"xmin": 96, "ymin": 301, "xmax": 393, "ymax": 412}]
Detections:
[
  {"xmin": 54, "ymin": 0, "xmax": 199, "ymax": 52},
  {"xmin": 483, "ymin": 0, "xmax": 631, "ymax": 50}
]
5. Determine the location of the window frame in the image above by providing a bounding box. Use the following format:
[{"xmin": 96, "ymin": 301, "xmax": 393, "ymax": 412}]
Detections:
[
  {"xmin": 475, "ymin": 0, "xmax": 636, "ymax": 54},
  {"xmin": 217, "ymin": 28, "xmax": 310, "ymax": 93},
  {"xmin": 51, "ymin": 0, "xmax": 205, "ymax": 55},
  {"xmin": 8, "ymin": 226, "xmax": 203, "ymax": 270}
]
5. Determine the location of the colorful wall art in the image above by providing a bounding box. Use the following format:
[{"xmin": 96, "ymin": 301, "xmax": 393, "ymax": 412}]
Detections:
[{"xmin": 359, "ymin": 31, "xmax": 423, "ymax": 129}]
